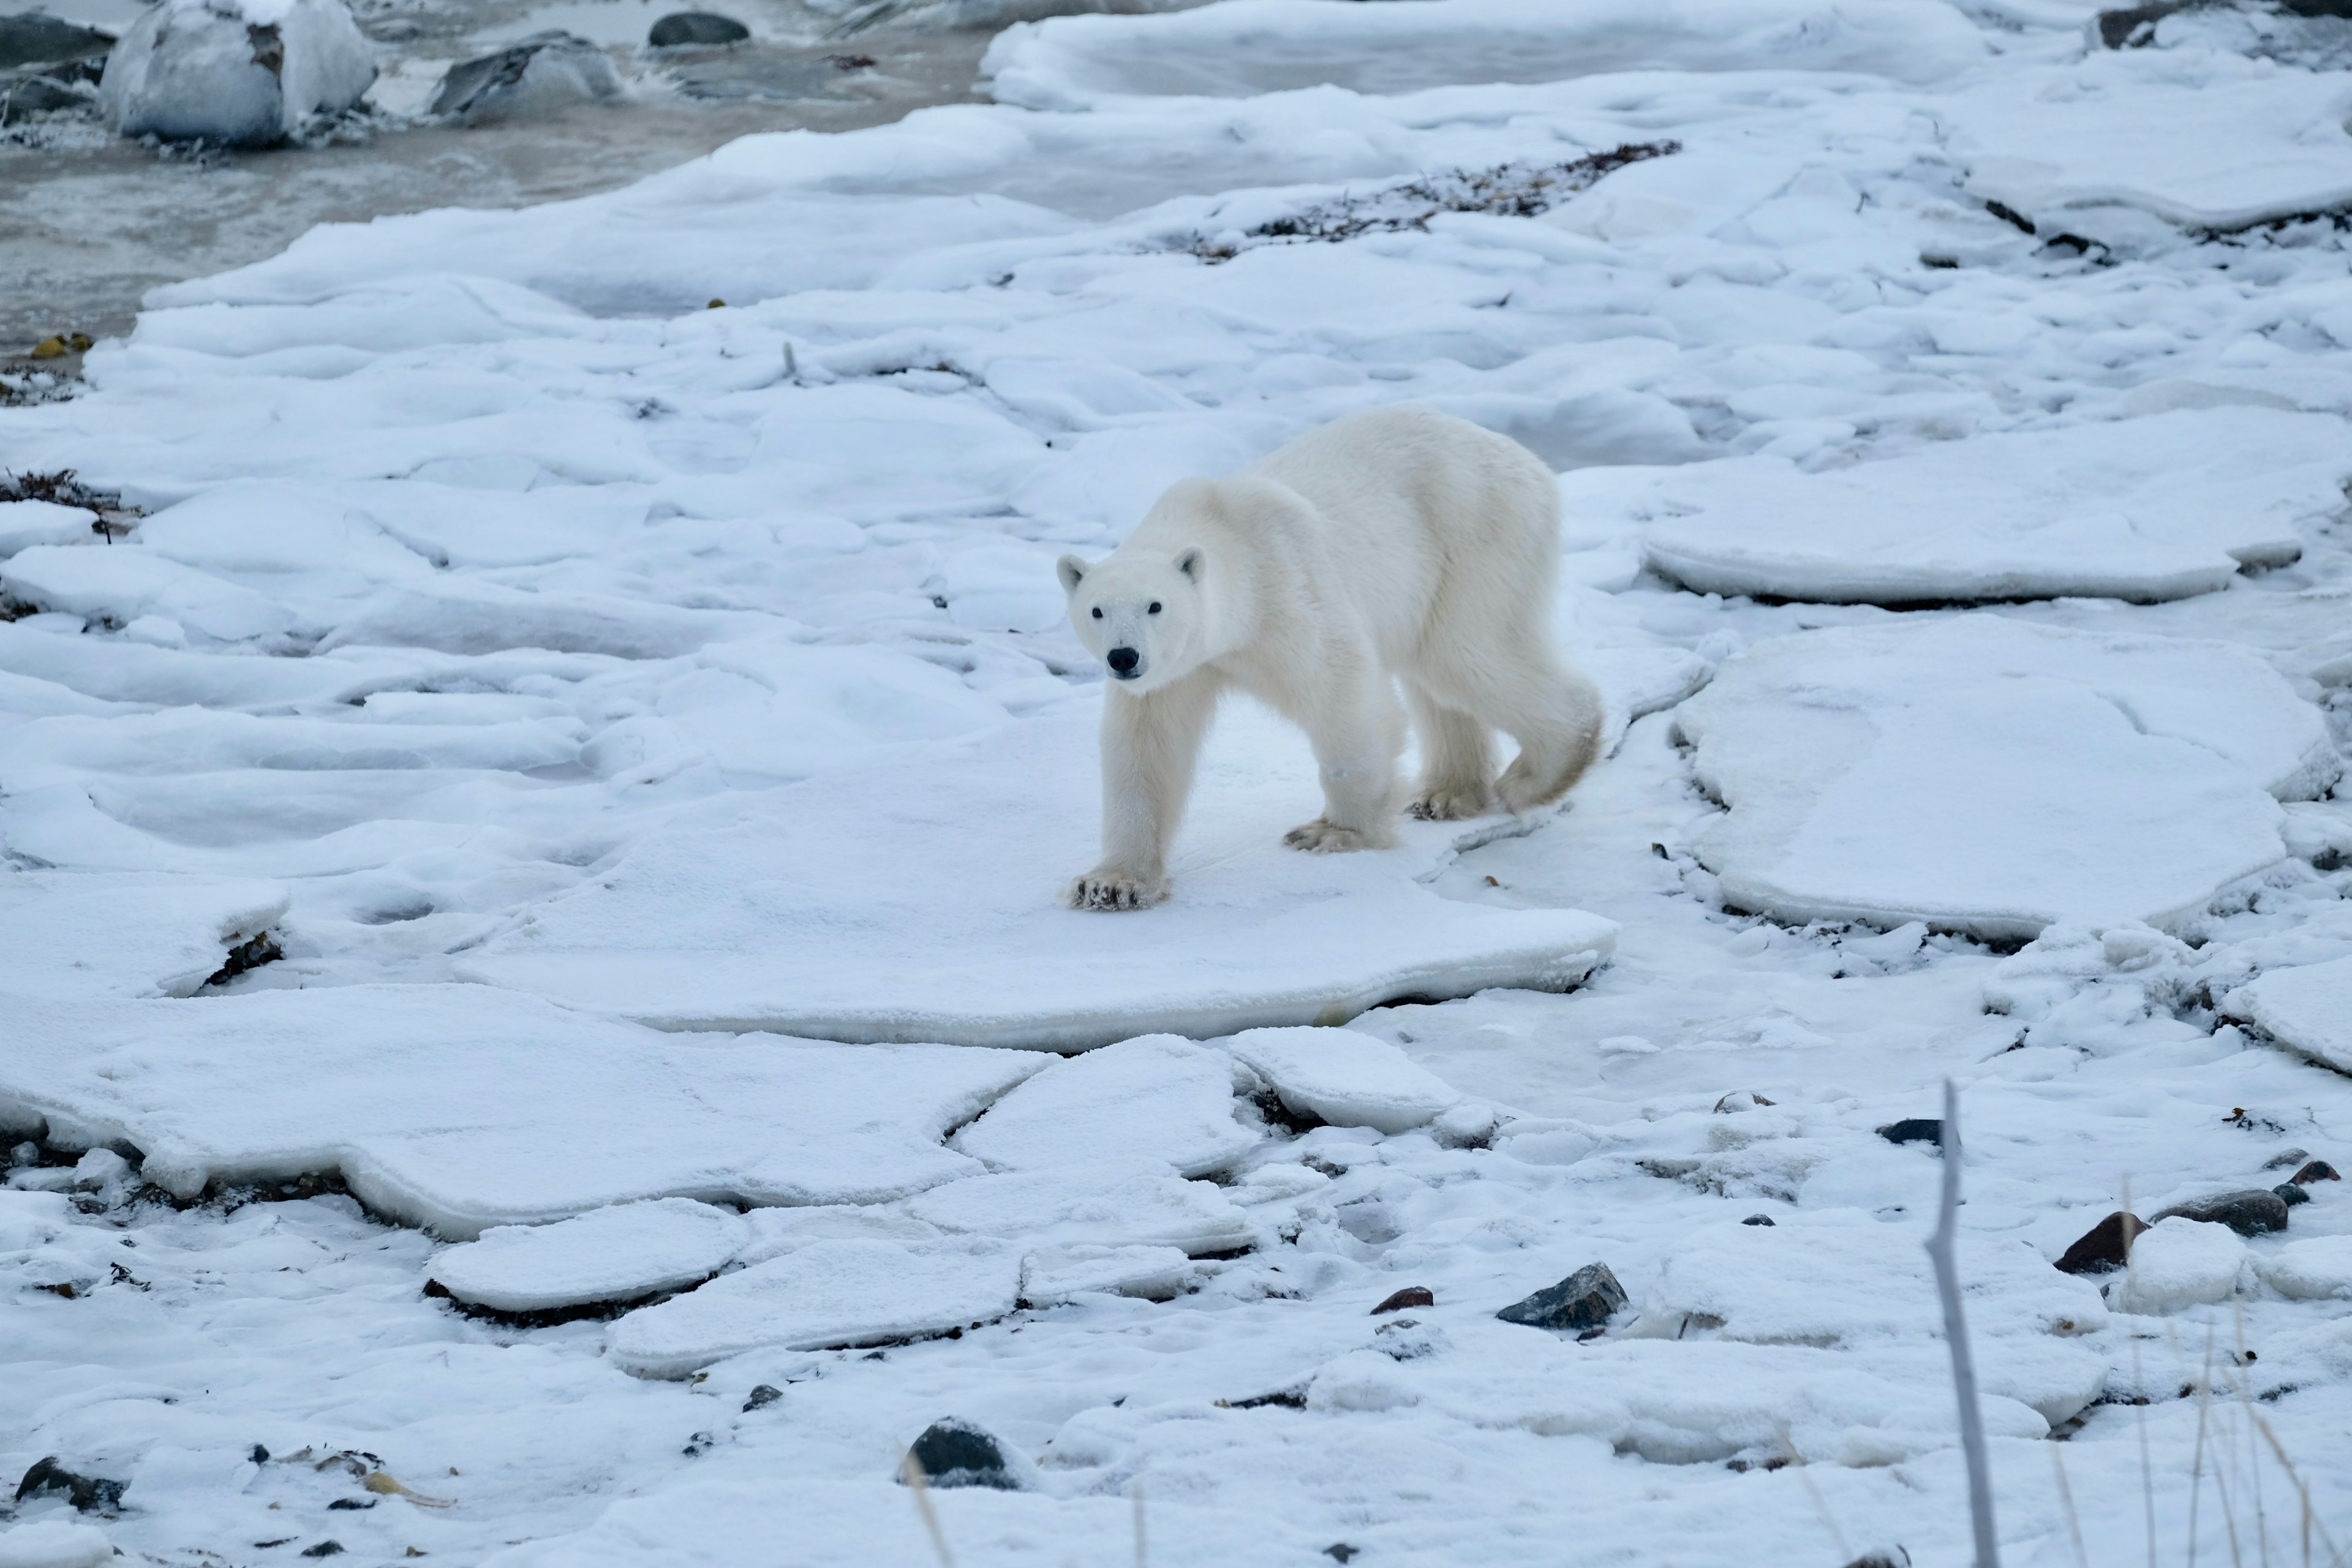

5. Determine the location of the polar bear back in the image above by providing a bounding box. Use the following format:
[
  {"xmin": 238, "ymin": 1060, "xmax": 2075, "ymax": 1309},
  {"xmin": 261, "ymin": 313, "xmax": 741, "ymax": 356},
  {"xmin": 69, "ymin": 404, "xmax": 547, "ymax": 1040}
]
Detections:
[{"xmin": 1237, "ymin": 404, "xmax": 1562, "ymax": 661}]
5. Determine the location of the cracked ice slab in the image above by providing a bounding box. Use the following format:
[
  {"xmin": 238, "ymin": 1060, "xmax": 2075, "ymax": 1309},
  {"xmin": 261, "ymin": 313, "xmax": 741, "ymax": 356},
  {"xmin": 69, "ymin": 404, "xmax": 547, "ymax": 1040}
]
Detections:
[
  {"xmin": 1673, "ymin": 617, "xmax": 2334, "ymax": 940},
  {"xmin": 2233, "ymin": 953, "xmax": 2352, "ymax": 1073},
  {"xmin": 461, "ymin": 700, "xmax": 1618, "ymax": 1050},
  {"xmin": 0, "ymin": 986, "xmax": 1045, "ymax": 1238},
  {"xmin": 1639, "ymin": 410, "xmax": 2350, "ymax": 605},
  {"xmin": 1943, "ymin": 51, "xmax": 2352, "ymax": 233},
  {"xmin": 428, "ymin": 1199, "xmax": 752, "ymax": 1314}
]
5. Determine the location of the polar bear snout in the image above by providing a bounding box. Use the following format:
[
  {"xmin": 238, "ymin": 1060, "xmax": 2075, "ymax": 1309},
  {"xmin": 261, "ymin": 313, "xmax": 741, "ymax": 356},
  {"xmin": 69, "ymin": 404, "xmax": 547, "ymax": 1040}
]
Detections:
[{"xmin": 1106, "ymin": 646, "xmax": 1142, "ymax": 679}]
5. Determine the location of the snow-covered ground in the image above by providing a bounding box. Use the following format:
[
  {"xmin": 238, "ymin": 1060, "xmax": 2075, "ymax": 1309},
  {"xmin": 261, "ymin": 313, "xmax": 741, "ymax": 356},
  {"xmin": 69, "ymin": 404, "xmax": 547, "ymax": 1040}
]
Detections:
[{"xmin": 5, "ymin": 0, "xmax": 2352, "ymax": 1562}]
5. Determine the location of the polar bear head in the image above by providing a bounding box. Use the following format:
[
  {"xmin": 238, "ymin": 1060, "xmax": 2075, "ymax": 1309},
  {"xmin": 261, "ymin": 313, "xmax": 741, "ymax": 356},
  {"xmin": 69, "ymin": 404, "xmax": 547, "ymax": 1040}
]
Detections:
[{"xmin": 1056, "ymin": 544, "xmax": 1207, "ymax": 693}]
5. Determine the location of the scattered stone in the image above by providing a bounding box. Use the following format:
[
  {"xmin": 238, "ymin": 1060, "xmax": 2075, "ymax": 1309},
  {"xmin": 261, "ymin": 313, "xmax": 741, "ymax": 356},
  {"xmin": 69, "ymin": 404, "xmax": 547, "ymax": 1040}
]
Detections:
[
  {"xmin": 249, "ymin": 1445, "xmax": 270, "ymax": 1464},
  {"xmin": 1325, "ymin": 1548, "xmax": 1359, "ymax": 1564},
  {"xmin": 741, "ymin": 1384, "xmax": 782, "ymax": 1412},
  {"xmin": 1372, "ymin": 1317, "xmax": 1448, "ymax": 1361},
  {"xmin": 647, "ymin": 12, "xmax": 748, "ymax": 47},
  {"xmin": 301, "ymin": 1545, "xmax": 344, "ymax": 1560},
  {"xmin": 1842, "ymin": 1551, "xmax": 1912, "ymax": 1568},
  {"xmin": 0, "ymin": 13, "xmax": 113, "ymax": 70},
  {"xmin": 1713, "ymin": 1091, "xmax": 1775, "ymax": 1113},
  {"xmin": 1371, "ymin": 1286, "xmax": 1433, "ymax": 1315},
  {"xmin": 2293, "ymin": 1159, "xmax": 2340, "ymax": 1184},
  {"xmin": 1496, "ymin": 1262, "xmax": 1627, "ymax": 1333},
  {"xmin": 99, "ymin": 0, "xmax": 377, "ymax": 146},
  {"xmin": 1742, "ymin": 1214, "xmax": 1776, "ymax": 1227},
  {"xmin": 325, "ymin": 1498, "xmax": 374, "ymax": 1510},
  {"xmin": 428, "ymin": 33, "xmax": 620, "ymax": 124},
  {"xmin": 2264, "ymin": 1147, "xmax": 2311, "ymax": 1170},
  {"xmin": 827, "ymin": 52, "xmax": 875, "ymax": 70},
  {"xmin": 13, "ymin": 1457, "xmax": 126, "ymax": 1515},
  {"xmin": 2151, "ymin": 1189, "xmax": 2291, "ymax": 1237},
  {"xmin": 1877, "ymin": 1118, "xmax": 1944, "ymax": 1147},
  {"xmin": 899, "ymin": 1417, "xmax": 1030, "ymax": 1491},
  {"xmin": 2275, "ymin": 1183, "xmax": 2310, "ymax": 1207},
  {"xmin": 2056, "ymin": 1212, "xmax": 2148, "ymax": 1275}
]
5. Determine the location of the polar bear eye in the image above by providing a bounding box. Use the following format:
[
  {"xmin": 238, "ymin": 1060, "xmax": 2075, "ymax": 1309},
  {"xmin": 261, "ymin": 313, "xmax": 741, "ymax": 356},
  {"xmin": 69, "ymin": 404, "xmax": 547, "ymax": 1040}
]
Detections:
[
  {"xmin": 1148, "ymin": 602, "xmax": 1162, "ymax": 614},
  {"xmin": 1090, "ymin": 607, "xmax": 1103, "ymax": 619}
]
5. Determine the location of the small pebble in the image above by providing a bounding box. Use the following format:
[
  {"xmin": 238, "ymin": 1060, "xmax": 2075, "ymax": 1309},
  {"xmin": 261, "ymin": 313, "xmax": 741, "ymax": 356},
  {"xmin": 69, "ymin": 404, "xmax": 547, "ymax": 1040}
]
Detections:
[
  {"xmin": 1877, "ymin": 1118, "xmax": 1943, "ymax": 1148},
  {"xmin": 1742, "ymin": 1214, "xmax": 1776, "ymax": 1227},
  {"xmin": 1496, "ymin": 1262, "xmax": 1626, "ymax": 1333},
  {"xmin": 2056, "ymin": 1212, "xmax": 2147, "ymax": 1275}
]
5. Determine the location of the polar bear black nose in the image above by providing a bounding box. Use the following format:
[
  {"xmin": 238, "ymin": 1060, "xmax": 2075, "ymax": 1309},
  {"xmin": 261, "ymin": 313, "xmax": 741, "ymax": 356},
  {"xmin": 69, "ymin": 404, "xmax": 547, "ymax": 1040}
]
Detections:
[{"xmin": 1107, "ymin": 646, "xmax": 1140, "ymax": 676}]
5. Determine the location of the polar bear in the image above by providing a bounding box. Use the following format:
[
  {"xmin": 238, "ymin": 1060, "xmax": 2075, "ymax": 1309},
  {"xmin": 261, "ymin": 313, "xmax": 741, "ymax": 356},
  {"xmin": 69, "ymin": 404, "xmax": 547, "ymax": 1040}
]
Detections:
[{"xmin": 1055, "ymin": 404, "xmax": 1604, "ymax": 911}]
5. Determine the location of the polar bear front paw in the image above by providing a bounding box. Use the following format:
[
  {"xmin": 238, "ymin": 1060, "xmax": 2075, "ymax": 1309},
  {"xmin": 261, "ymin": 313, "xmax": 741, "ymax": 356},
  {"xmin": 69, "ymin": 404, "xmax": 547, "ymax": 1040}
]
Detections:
[
  {"xmin": 1066, "ymin": 869, "xmax": 1169, "ymax": 911},
  {"xmin": 1283, "ymin": 818, "xmax": 1388, "ymax": 853}
]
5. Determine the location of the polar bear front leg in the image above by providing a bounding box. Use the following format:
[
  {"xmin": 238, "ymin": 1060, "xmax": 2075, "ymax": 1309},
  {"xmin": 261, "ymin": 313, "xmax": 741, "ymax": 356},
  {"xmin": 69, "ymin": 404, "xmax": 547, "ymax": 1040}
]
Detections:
[
  {"xmin": 1067, "ymin": 674, "xmax": 1219, "ymax": 911},
  {"xmin": 1283, "ymin": 669, "xmax": 1404, "ymax": 854}
]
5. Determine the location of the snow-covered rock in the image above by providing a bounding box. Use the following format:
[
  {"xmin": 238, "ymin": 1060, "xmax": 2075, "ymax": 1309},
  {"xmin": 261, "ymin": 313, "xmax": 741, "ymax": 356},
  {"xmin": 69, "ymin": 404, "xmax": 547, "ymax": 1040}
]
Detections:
[
  {"xmin": 98, "ymin": 0, "xmax": 375, "ymax": 146},
  {"xmin": 1640, "ymin": 410, "xmax": 2345, "ymax": 605},
  {"xmin": 0, "ymin": 985, "xmax": 1045, "ymax": 1237},
  {"xmin": 2233, "ymin": 955, "xmax": 2352, "ymax": 1072},
  {"xmin": 2256, "ymin": 1236, "xmax": 2352, "ymax": 1301},
  {"xmin": 2113, "ymin": 1216, "xmax": 2248, "ymax": 1312},
  {"xmin": 461, "ymin": 700, "xmax": 1618, "ymax": 1048},
  {"xmin": 1224, "ymin": 1026, "xmax": 1463, "ymax": 1135},
  {"xmin": 951, "ymin": 1035, "xmax": 1256, "ymax": 1176},
  {"xmin": 1674, "ymin": 617, "xmax": 2331, "ymax": 938},
  {"xmin": 429, "ymin": 1199, "xmax": 750, "ymax": 1313},
  {"xmin": 607, "ymin": 1237, "xmax": 1023, "ymax": 1377},
  {"xmin": 428, "ymin": 32, "xmax": 620, "ymax": 124}
]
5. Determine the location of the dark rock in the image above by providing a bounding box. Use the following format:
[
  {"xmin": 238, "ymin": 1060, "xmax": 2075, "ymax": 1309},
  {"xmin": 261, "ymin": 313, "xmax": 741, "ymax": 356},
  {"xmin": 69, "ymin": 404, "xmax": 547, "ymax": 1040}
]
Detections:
[
  {"xmin": 2152, "ymin": 1189, "xmax": 2291, "ymax": 1237},
  {"xmin": 2274, "ymin": 1183, "xmax": 2310, "ymax": 1207},
  {"xmin": 742, "ymin": 1384, "xmax": 782, "ymax": 1412},
  {"xmin": 900, "ymin": 1417, "xmax": 1025, "ymax": 1491},
  {"xmin": 0, "ymin": 12, "xmax": 113, "ymax": 70},
  {"xmin": 1842, "ymin": 1552, "xmax": 1911, "ymax": 1568},
  {"xmin": 2263, "ymin": 1147, "xmax": 2310, "ymax": 1170},
  {"xmin": 2293, "ymin": 1159, "xmax": 2340, "ymax": 1185},
  {"xmin": 2056, "ymin": 1212, "xmax": 2147, "ymax": 1275},
  {"xmin": 326, "ymin": 1498, "xmax": 375, "ymax": 1510},
  {"xmin": 251, "ymin": 1444, "xmax": 270, "ymax": 1464},
  {"xmin": 1877, "ymin": 1118, "xmax": 1944, "ymax": 1147},
  {"xmin": 1742, "ymin": 1214, "xmax": 1776, "ymax": 1227},
  {"xmin": 14, "ymin": 1455, "xmax": 126, "ymax": 1514},
  {"xmin": 1496, "ymin": 1262, "xmax": 1626, "ymax": 1333},
  {"xmin": 429, "ymin": 32, "xmax": 620, "ymax": 123},
  {"xmin": 1325, "ymin": 1548, "xmax": 1359, "ymax": 1564},
  {"xmin": 302, "ymin": 1545, "xmax": 345, "ymax": 1560},
  {"xmin": 648, "ymin": 11, "xmax": 748, "ymax": 47},
  {"xmin": 1371, "ymin": 1286, "xmax": 1434, "ymax": 1315}
]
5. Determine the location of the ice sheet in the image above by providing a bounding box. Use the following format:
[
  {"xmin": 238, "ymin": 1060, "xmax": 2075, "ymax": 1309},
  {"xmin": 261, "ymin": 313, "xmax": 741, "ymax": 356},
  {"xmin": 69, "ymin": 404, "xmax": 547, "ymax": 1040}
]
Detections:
[
  {"xmin": 460, "ymin": 700, "xmax": 1619, "ymax": 1048},
  {"xmin": 606, "ymin": 1237, "xmax": 1025, "ymax": 1377},
  {"xmin": 1673, "ymin": 617, "xmax": 2332, "ymax": 938},
  {"xmin": 1639, "ymin": 409, "xmax": 2348, "ymax": 605},
  {"xmin": 951, "ymin": 1035, "xmax": 1258, "ymax": 1175},
  {"xmin": 1224, "ymin": 1026, "xmax": 1463, "ymax": 1135},
  {"xmin": 2234, "ymin": 954, "xmax": 2352, "ymax": 1074},
  {"xmin": 428, "ymin": 1199, "xmax": 752, "ymax": 1313},
  {"xmin": 0, "ymin": 986, "xmax": 1045, "ymax": 1237}
]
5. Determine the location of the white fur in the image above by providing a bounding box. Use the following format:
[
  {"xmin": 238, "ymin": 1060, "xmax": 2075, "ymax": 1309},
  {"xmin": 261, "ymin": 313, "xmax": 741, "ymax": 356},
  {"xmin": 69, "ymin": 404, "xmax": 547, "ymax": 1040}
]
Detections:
[{"xmin": 1055, "ymin": 405, "xmax": 1605, "ymax": 911}]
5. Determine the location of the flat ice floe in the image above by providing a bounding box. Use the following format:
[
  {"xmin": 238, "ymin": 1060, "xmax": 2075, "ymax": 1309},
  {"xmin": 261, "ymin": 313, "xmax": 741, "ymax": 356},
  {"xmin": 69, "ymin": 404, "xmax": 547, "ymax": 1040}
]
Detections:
[
  {"xmin": 1674, "ymin": 617, "xmax": 2335, "ymax": 938},
  {"xmin": 461, "ymin": 700, "xmax": 1618, "ymax": 1047},
  {"xmin": 984, "ymin": 0, "xmax": 1987, "ymax": 108},
  {"xmin": 2233, "ymin": 953, "xmax": 2352, "ymax": 1072},
  {"xmin": 428, "ymin": 1199, "xmax": 752, "ymax": 1313},
  {"xmin": 0, "ymin": 986, "xmax": 1044, "ymax": 1237},
  {"xmin": 1638, "ymin": 409, "xmax": 2348, "ymax": 605},
  {"xmin": 1943, "ymin": 46, "xmax": 2352, "ymax": 233},
  {"xmin": 0, "ymin": 872, "xmax": 286, "ymax": 1000}
]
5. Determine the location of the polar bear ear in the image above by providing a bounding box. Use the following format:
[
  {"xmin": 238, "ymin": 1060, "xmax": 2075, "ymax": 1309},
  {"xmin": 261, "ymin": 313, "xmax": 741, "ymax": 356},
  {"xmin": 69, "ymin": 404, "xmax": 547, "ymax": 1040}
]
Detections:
[
  {"xmin": 1056, "ymin": 555, "xmax": 1089, "ymax": 594},
  {"xmin": 1175, "ymin": 547, "xmax": 1204, "ymax": 582}
]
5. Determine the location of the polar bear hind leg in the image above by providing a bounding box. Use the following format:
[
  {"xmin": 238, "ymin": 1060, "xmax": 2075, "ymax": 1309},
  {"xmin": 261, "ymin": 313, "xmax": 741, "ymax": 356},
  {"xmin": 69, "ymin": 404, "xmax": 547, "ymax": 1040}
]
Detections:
[
  {"xmin": 1418, "ymin": 630, "xmax": 1602, "ymax": 817},
  {"xmin": 1404, "ymin": 683, "xmax": 1495, "ymax": 821}
]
